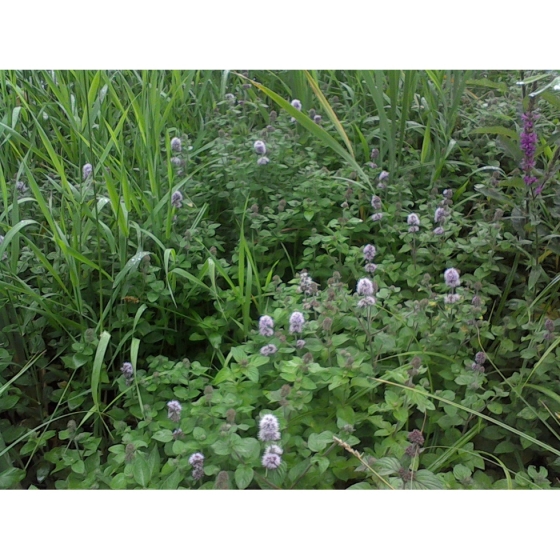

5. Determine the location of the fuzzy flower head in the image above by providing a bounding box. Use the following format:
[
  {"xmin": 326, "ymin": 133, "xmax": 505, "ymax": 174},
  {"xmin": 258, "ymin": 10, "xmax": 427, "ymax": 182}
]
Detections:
[
  {"xmin": 16, "ymin": 181, "xmax": 28, "ymax": 193},
  {"xmin": 371, "ymin": 213, "xmax": 383, "ymax": 222},
  {"xmin": 260, "ymin": 344, "xmax": 278, "ymax": 357},
  {"xmin": 82, "ymin": 163, "xmax": 93, "ymax": 180},
  {"xmin": 254, "ymin": 140, "xmax": 267, "ymax": 155},
  {"xmin": 291, "ymin": 99, "xmax": 302, "ymax": 111},
  {"xmin": 171, "ymin": 191, "xmax": 183, "ymax": 209},
  {"xmin": 363, "ymin": 244, "xmax": 376, "ymax": 262},
  {"xmin": 444, "ymin": 268, "xmax": 461, "ymax": 289},
  {"xmin": 434, "ymin": 207, "xmax": 446, "ymax": 224},
  {"xmin": 171, "ymin": 137, "xmax": 182, "ymax": 152},
  {"xmin": 356, "ymin": 278, "xmax": 374, "ymax": 296},
  {"xmin": 167, "ymin": 400, "xmax": 182, "ymax": 422},
  {"xmin": 378, "ymin": 170, "xmax": 389, "ymax": 182},
  {"xmin": 262, "ymin": 451, "xmax": 282, "ymax": 470},
  {"xmin": 257, "ymin": 156, "xmax": 270, "ymax": 165},
  {"xmin": 364, "ymin": 263, "xmax": 378, "ymax": 274},
  {"xmin": 407, "ymin": 429, "xmax": 425, "ymax": 446},
  {"xmin": 189, "ymin": 452, "xmax": 205, "ymax": 480},
  {"xmin": 371, "ymin": 195, "xmax": 382, "ymax": 210},
  {"xmin": 258, "ymin": 413, "xmax": 281, "ymax": 442},
  {"xmin": 259, "ymin": 315, "xmax": 274, "ymax": 337},
  {"xmin": 188, "ymin": 452, "xmax": 204, "ymax": 467},
  {"xmin": 265, "ymin": 444, "xmax": 283, "ymax": 456},
  {"xmin": 433, "ymin": 226, "xmax": 445, "ymax": 236},
  {"xmin": 121, "ymin": 362, "xmax": 134, "ymax": 385},
  {"xmin": 407, "ymin": 213, "xmax": 420, "ymax": 226},
  {"xmin": 357, "ymin": 296, "xmax": 376, "ymax": 308},
  {"xmin": 313, "ymin": 114, "xmax": 322, "ymax": 124},
  {"xmin": 289, "ymin": 311, "xmax": 305, "ymax": 334}
]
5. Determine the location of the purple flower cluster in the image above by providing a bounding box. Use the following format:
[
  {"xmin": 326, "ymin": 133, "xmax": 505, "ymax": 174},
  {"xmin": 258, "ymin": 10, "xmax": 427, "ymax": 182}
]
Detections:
[
  {"xmin": 171, "ymin": 191, "xmax": 183, "ymax": 209},
  {"xmin": 171, "ymin": 137, "xmax": 182, "ymax": 153},
  {"xmin": 363, "ymin": 243, "xmax": 378, "ymax": 275},
  {"xmin": 289, "ymin": 311, "xmax": 305, "ymax": 334},
  {"xmin": 121, "ymin": 362, "xmax": 134, "ymax": 386},
  {"xmin": 260, "ymin": 344, "xmax": 278, "ymax": 357},
  {"xmin": 262, "ymin": 444, "xmax": 283, "ymax": 470},
  {"xmin": 82, "ymin": 163, "xmax": 93, "ymax": 181},
  {"xmin": 258, "ymin": 414, "xmax": 280, "ymax": 442},
  {"xmin": 259, "ymin": 315, "xmax": 274, "ymax": 337},
  {"xmin": 189, "ymin": 452, "xmax": 205, "ymax": 480},
  {"xmin": 520, "ymin": 110, "xmax": 539, "ymax": 190},
  {"xmin": 407, "ymin": 213, "xmax": 420, "ymax": 233},
  {"xmin": 167, "ymin": 400, "xmax": 182, "ymax": 423},
  {"xmin": 443, "ymin": 268, "xmax": 460, "ymax": 304}
]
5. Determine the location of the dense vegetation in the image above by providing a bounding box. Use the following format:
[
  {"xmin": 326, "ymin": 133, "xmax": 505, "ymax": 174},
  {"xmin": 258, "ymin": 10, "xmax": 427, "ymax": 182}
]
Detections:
[{"xmin": 1, "ymin": 70, "xmax": 560, "ymax": 489}]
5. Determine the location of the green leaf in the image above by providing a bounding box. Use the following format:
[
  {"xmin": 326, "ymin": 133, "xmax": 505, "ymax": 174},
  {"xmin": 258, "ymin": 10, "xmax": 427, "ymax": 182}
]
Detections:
[
  {"xmin": 160, "ymin": 469, "xmax": 183, "ymax": 490},
  {"xmin": 373, "ymin": 457, "xmax": 401, "ymax": 476},
  {"xmin": 152, "ymin": 429, "xmax": 173, "ymax": 443},
  {"xmin": 0, "ymin": 467, "xmax": 25, "ymax": 489},
  {"xmin": 133, "ymin": 455, "xmax": 151, "ymax": 488},
  {"xmin": 71, "ymin": 460, "xmax": 85, "ymax": 475},
  {"xmin": 109, "ymin": 473, "xmax": 128, "ymax": 489},
  {"xmin": 235, "ymin": 465, "xmax": 254, "ymax": 489},
  {"xmin": 412, "ymin": 470, "xmax": 444, "ymax": 489},
  {"xmin": 231, "ymin": 437, "xmax": 260, "ymax": 460},
  {"xmin": 308, "ymin": 431, "xmax": 334, "ymax": 452},
  {"xmin": 453, "ymin": 464, "xmax": 472, "ymax": 481}
]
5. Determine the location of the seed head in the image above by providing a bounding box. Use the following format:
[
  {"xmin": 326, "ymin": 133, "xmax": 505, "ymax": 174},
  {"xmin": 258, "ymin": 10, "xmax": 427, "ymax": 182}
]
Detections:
[
  {"xmin": 474, "ymin": 352, "xmax": 486, "ymax": 365},
  {"xmin": 408, "ymin": 429, "xmax": 425, "ymax": 445}
]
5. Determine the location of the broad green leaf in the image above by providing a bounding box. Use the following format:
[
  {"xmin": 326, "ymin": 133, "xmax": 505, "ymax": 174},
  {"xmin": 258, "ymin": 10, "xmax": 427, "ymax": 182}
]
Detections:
[
  {"xmin": 235, "ymin": 465, "xmax": 254, "ymax": 489},
  {"xmin": 133, "ymin": 455, "xmax": 151, "ymax": 488}
]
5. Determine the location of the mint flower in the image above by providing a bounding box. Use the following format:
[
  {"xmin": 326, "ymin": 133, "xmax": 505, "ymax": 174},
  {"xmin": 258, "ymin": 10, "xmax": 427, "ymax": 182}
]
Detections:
[
  {"xmin": 167, "ymin": 400, "xmax": 182, "ymax": 422},
  {"xmin": 82, "ymin": 163, "xmax": 93, "ymax": 180},
  {"xmin": 444, "ymin": 268, "xmax": 460, "ymax": 288},
  {"xmin": 254, "ymin": 140, "xmax": 267, "ymax": 155},
  {"xmin": 258, "ymin": 414, "xmax": 280, "ymax": 442},
  {"xmin": 260, "ymin": 344, "xmax": 278, "ymax": 357},
  {"xmin": 289, "ymin": 311, "xmax": 305, "ymax": 334},
  {"xmin": 259, "ymin": 315, "xmax": 274, "ymax": 336},
  {"xmin": 121, "ymin": 362, "xmax": 134, "ymax": 386},
  {"xmin": 171, "ymin": 137, "xmax": 182, "ymax": 152}
]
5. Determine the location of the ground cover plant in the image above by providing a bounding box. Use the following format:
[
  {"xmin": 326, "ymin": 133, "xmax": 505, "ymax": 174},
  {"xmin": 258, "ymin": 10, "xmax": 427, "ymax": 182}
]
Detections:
[{"xmin": 1, "ymin": 69, "xmax": 560, "ymax": 489}]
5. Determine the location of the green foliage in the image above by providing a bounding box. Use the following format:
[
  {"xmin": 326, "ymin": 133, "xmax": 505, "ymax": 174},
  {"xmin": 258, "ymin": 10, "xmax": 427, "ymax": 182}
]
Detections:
[{"xmin": 1, "ymin": 70, "xmax": 560, "ymax": 489}]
